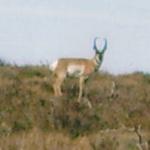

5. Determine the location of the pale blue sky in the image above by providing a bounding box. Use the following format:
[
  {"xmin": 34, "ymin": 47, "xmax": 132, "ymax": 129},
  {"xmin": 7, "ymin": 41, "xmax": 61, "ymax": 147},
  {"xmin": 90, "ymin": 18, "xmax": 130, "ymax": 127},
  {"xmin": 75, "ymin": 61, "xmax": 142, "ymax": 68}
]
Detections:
[{"xmin": 0, "ymin": 0, "xmax": 150, "ymax": 74}]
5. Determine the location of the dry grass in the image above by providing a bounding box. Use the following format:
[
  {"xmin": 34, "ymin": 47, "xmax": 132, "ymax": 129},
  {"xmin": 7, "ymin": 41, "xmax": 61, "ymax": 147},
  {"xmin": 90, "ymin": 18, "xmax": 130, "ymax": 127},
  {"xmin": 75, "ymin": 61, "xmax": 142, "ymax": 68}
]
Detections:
[
  {"xmin": 0, "ymin": 64, "xmax": 150, "ymax": 150},
  {"xmin": 0, "ymin": 127, "xmax": 92, "ymax": 150},
  {"xmin": 0, "ymin": 128, "xmax": 149, "ymax": 150}
]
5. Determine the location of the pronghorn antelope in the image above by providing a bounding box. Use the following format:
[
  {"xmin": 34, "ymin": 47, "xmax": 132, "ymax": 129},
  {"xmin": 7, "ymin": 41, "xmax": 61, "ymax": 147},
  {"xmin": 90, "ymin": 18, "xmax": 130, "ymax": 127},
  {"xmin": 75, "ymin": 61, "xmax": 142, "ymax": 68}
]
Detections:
[{"xmin": 50, "ymin": 37, "xmax": 107, "ymax": 102}]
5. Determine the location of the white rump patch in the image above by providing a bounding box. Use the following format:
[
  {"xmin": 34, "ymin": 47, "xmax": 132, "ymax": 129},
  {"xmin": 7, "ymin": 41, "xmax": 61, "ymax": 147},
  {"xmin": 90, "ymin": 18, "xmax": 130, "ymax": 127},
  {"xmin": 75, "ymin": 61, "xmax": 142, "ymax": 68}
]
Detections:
[
  {"xmin": 67, "ymin": 65, "xmax": 85, "ymax": 77},
  {"xmin": 49, "ymin": 60, "xmax": 58, "ymax": 71}
]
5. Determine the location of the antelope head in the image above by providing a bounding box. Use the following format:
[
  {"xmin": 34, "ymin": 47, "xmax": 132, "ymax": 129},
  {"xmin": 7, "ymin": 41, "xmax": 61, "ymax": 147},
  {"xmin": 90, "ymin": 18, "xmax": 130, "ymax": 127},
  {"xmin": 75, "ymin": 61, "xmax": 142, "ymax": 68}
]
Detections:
[{"xmin": 93, "ymin": 37, "xmax": 107, "ymax": 69}]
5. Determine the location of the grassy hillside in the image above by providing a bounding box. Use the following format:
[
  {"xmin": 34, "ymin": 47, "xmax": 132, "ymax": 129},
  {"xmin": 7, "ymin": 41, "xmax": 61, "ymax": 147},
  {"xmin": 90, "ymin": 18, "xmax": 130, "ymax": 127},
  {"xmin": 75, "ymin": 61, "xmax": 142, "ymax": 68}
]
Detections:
[{"xmin": 0, "ymin": 64, "xmax": 150, "ymax": 150}]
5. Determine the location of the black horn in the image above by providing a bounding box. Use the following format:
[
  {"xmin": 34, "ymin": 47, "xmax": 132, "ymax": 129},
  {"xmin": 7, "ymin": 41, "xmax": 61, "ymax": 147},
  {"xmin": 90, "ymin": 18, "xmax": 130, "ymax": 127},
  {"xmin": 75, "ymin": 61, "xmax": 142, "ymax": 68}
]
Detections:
[
  {"xmin": 93, "ymin": 37, "xmax": 107, "ymax": 53},
  {"xmin": 93, "ymin": 37, "xmax": 99, "ymax": 52},
  {"xmin": 101, "ymin": 38, "xmax": 107, "ymax": 54}
]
